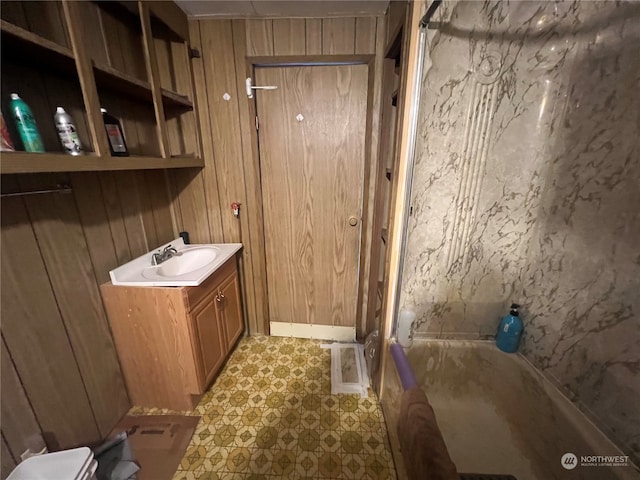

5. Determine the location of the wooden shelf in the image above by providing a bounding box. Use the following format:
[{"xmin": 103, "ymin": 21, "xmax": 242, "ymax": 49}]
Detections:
[
  {"xmin": 161, "ymin": 88, "xmax": 193, "ymax": 109},
  {"xmin": 93, "ymin": 63, "xmax": 193, "ymax": 109},
  {"xmin": 1, "ymin": 20, "xmax": 193, "ymax": 110},
  {"xmin": 0, "ymin": 152, "xmax": 203, "ymax": 174},
  {"xmin": 0, "ymin": 20, "xmax": 76, "ymax": 74}
]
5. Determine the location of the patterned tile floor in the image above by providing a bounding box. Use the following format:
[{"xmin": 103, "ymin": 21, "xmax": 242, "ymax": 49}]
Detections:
[{"xmin": 130, "ymin": 335, "xmax": 397, "ymax": 480}]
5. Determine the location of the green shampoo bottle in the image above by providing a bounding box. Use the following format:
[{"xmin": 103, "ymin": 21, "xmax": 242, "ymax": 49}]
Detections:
[{"xmin": 10, "ymin": 93, "xmax": 44, "ymax": 152}]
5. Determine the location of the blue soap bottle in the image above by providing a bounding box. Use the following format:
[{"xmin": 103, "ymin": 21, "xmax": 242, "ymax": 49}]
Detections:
[{"xmin": 496, "ymin": 303, "xmax": 523, "ymax": 353}]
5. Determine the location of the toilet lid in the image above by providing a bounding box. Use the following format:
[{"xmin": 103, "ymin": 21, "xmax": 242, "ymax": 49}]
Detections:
[{"xmin": 7, "ymin": 447, "xmax": 94, "ymax": 480}]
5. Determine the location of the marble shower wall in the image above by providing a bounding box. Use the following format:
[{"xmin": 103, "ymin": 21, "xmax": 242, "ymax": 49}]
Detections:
[{"xmin": 400, "ymin": 0, "xmax": 640, "ymax": 462}]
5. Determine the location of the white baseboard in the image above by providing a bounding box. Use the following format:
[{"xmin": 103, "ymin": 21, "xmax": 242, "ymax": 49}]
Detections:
[{"xmin": 270, "ymin": 322, "xmax": 355, "ymax": 342}]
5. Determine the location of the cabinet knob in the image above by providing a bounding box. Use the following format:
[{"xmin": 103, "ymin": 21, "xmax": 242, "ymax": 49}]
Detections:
[
  {"xmin": 216, "ymin": 294, "xmax": 221, "ymax": 303},
  {"xmin": 348, "ymin": 216, "xmax": 358, "ymax": 227},
  {"xmin": 219, "ymin": 292, "xmax": 225, "ymax": 299}
]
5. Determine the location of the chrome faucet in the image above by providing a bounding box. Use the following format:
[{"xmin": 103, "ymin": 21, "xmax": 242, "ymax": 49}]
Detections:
[{"xmin": 151, "ymin": 245, "xmax": 182, "ymax": 266}]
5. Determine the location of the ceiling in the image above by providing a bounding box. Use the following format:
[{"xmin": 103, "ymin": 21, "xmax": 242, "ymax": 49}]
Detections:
[{"xmin": 175, "ymin": 1, "xmax": 391, "ymax": 18}]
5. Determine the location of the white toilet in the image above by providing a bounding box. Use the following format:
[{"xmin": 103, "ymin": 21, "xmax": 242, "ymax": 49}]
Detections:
[{"xmin": 7, "ymin": 447, "xmax": 97, "ymax": 480}]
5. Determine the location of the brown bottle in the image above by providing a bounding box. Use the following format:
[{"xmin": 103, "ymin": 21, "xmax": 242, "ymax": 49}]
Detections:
[{"xmin": 101, "ymin": 108, "xmax": 129, "ymax": 156}]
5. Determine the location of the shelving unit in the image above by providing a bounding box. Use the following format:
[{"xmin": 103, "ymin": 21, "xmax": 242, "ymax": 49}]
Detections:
[
  {"xmin": 0, "ymin": 0, "xmax": 202, "ymax": 174},
  {"xmin": 93, "ymin": 63, "xmax": 193, "ymax": 109},
  {"xmin": 0, "ymin": 19, "xmax": 74, "ymax": 66}
]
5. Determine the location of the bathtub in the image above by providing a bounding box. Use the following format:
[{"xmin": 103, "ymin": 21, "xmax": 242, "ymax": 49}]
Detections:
[{"xmin": 381, "ymin": 339, "xmax": 639, "ymax": 480}]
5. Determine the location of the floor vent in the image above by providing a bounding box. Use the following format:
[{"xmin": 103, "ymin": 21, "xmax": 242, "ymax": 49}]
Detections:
[{"xmin": 321, "ymin": 343, "xmax": 369, "ymax": 397}]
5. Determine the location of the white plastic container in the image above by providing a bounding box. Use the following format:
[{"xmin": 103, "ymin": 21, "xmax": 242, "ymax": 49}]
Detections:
[{"xmin": 7, "ymin": 447, "xmax": 96, "ymax": 480}]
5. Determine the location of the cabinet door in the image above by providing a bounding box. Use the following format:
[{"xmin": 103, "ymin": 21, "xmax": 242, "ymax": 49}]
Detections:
[
  {"xmin": 219, "ymin": 272, "xmax": 244, "ymax": 350},
  {"xmin": 192, "ymin": 295, "xmax": 226, "ymax": 389}
]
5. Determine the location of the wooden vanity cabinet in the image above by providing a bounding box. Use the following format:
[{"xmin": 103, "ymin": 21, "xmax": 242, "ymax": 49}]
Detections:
[
  {"xmin": 190, "ymin": 264, "xmax": 243, "ymax": 388},
  {"xmin": 101, "ymin": 256, "xmax": 244, "ymax": 411}
]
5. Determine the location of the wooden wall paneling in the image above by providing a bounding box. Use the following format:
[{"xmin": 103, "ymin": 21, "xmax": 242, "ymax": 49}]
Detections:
[
  {"xmin": 1, "ymin": 435, "xmax": 16, "ymax": 480},
  {"xmin": 153, "ymin": 36, "xmax": 176, "ymax": 92},
  {"xmin": 357, "ymin": 17, "xmax": 386, "ymax": 338},
  {"xmin": 114, "ymin": 171, "xmax": 150, "ymax": 257},
  {"xmin": 120, "ymin": 100, "xmax": 142, "ymax": 156},
  {"xmin": 272, "ymin": 19, "xmax": 306, "ymax": 56},
  {"xmin": 70, "ymin": 172, "xmax": 119, "ymax": 284},
  {"xmin": 115, "ymin": 11, "xmax": 147, "ymax": 81},
  {"xmin": 164, "ymin": 171, "xmax": 184, "ymax": 238},
  {"xmin": 99, "ymin": 172, "xmax": 133, "ymax": 265},
  {"xmin": 231, "ymin": 19, "xmax": 267, "ymax": 334},
  {"xmin": 21, "ymin": 1, "xmax": 70, "ymax": 47},
  {"xmin": 131, "ymin": 102, "xmax": 161, "ymax": 157},
  {"xmin": 142, "ymin": 170, "xmax": 176, "ymax": 246},
  {"xmin": 0, "ymin": 2, "xmax": 28, "ymax": 29},
  {"xmin": 355, "ymin": 17, "xmax": 377, "ymax": 54},
  {"xmin": 96, "ymin": 7, "xmax": 127, "ymax": 73},
  {"xmin": 17, "ymin": 174, "xmax": 130, "ymax": 438},
  {"xmin": 168, "ymin": 169, "xmax": 213, "ymax": 244},
  {"xmin": 164, "ymin": 112, "xmax": 186, "ymax": 157},
  {"xmin": 322, "ymin": 18, "xmax": 356, "ymax": 55},
  {"xmin": 0, "ymin": 193, "xmax": 99, "ymax": 449},
  {"xmin": 140, "ymin": 2, "xmax": 170, "ymax": 158},
  {"xmin": 188, "ymin": 21, "xmax": 224, "ymax": 243},
  {"xmin": 75, "ymin": 1, "xmax": 109, "ymax": 66},
  {"xmin": 145, "ymin": 171, "xmax": 175, "ymax": 247},
  {"xmin": 133, "ymin": 172, "xmax": 159, "ymax": 249},
  {"xmin": 1, "ymin": 336, "xmax": 43, "ymax": 462},
  {"xmin": 63, "ymin": 1, "xmax": 111, "ymax": 156},
  {"xmin": 305, "ymin": 19, "xmax": 322, "ymax": 55},
  {"xmin": 246, "ymin": 19, "xmax": 273, "ymax": 56},
  {"xmin": 197, "ymin": 20, "xmax": 245, "ymax": 243}
]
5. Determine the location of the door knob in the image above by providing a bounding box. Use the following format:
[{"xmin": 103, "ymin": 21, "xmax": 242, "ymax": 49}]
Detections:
[{"xmin": 348, "ymin": 216, "xmax": 358, "ymax": 227}]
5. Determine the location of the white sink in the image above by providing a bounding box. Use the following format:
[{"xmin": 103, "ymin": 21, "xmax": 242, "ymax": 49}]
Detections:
[
  {"xmin": 143, "ymin": 246, "xmax": 218, "ymax": 279},
  {"xmin": 109, "ymin": 238, "xmax": 242, "ymax": 287}
]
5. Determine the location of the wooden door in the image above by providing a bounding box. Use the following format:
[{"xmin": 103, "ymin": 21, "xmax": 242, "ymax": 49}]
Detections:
[
  {"xmin": 255, "ymin": 64, "xmax": 368, "ymax": 332},
  {"xmin": 192, "ymin": 295, "xmax": 226, "ymax": 388},
  {"xmin": 220, "ymin": 271, "xmax": 244, "ymax": 350}
]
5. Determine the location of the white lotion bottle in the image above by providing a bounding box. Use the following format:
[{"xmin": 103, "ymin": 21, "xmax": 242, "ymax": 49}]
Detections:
[{"xmin": 54, "ymin": 107, "xmax": 83, "ymax": 155}]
